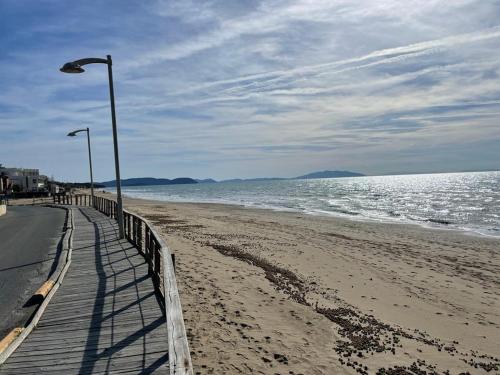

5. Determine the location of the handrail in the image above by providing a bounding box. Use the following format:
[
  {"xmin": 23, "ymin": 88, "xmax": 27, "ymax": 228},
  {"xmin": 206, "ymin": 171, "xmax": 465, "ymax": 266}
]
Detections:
[{"xmin": 54, "ymin": 194, "xmax": 193, "ymax": 375}]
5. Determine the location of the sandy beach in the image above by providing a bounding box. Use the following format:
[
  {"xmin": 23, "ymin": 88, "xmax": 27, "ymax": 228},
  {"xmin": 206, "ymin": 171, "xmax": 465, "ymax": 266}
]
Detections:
[
  {"xmin": 21, "ymin": 189, "xmax": 494, "ymax": 374},
  {"xmin": 87, "ymin": 192, "xmax": 497, "ymax": 375}
]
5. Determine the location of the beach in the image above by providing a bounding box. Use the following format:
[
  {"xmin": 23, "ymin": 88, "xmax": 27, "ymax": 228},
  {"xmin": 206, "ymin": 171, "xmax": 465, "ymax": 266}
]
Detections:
[{"xmin": 106, "ymin": 193, "xmax": 500, "ymax": 375}]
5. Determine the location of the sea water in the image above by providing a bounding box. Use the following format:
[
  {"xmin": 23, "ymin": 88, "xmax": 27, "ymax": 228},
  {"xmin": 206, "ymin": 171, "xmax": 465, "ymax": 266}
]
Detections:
[{"xmin": 107, "ymin": 171, "xmax": 500, "ymax": 237}]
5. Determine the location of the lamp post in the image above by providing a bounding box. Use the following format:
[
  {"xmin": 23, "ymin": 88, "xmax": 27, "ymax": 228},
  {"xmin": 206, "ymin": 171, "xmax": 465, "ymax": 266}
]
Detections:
[
  {"xmin": 67, "ymin": 128, "xmax": 95, "ymax": 208},
  {"xmin": 60, "ymin": 55, "xmax": 124, "ymax": 238}
]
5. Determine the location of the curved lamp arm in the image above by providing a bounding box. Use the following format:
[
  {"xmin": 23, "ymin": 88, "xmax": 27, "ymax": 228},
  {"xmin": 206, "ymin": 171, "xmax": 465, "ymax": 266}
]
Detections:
[
  {"xmin": 73, "ymin": 57, "xmax": 109, "ymax": 66},
  {"xmin": 67, "ymin": 128, "xmax": 88, "ymax": 137},
  {"xmin": 60, "ymin": 56, "xmax": 111, "ymax": 73}
]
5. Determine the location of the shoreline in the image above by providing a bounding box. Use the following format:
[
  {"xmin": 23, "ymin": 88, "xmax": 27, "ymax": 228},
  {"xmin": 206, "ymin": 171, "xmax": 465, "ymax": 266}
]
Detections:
[
  {"xmin": 90, "ymin": 189, "xmax": 500, "ymax": 374},
  {"xmin": 107, "ymin": 189, "xmax": 500, "ymax": 240}
]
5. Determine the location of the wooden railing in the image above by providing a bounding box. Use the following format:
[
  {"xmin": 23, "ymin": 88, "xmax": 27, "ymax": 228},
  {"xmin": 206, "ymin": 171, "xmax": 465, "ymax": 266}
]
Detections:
[
  {"xmin": 53, "ymin": 194, "xmax": 92, "ymax": 206},
  {"xmin": 53, "ymin": 194, "xmax": 193, "ymax": 375}
]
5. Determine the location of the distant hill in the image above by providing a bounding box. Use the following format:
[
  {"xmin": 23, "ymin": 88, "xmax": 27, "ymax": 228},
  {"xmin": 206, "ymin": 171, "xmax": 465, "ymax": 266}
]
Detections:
[
  {"xmin": 294, "ymin": 170, "xmax": 365, "ymax": 179},
  {"xmin": 219, "ymin": 171, "xmax": 364, "ymax": 182},
  {"xmin": 99, "ymin": 170, "xmax": 364, "ymax": 187},
  {"xmin": 100, "ymin": 177, "xmax": 198, "ymax": 187},
  {"xmin": 221, "ymin": 177, "xmax": 288, "ymax": 183}
]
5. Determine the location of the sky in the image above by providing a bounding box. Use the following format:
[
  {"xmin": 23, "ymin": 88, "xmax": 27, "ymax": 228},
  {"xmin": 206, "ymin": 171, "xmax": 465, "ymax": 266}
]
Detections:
[{"xmin": 1, "ymin": 0, "xmax": 500, "ymax": 181}]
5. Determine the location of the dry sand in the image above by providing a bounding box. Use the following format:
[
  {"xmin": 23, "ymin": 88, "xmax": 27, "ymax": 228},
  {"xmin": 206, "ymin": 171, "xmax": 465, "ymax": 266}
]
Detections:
[
  {"xmin": 27, "ymin": 192, "xmax": 500, "ymax": 374},
  {"xmin": 109, "ymin": 193, "xmax": 499, "ymax": 375}
]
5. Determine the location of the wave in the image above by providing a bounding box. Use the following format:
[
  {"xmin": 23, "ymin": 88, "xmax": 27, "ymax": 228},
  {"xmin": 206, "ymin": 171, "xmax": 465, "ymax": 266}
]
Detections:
[{"xmin": 112, "ymin": 171, "xmax": 500, "ymax": 238}]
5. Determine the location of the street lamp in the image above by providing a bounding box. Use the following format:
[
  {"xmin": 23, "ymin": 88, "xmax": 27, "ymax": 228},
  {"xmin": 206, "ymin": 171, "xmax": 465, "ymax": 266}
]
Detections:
[
  {"xmin": 67, "ymin": 128, "xmax": 94, "ymax": 208},
  {"xmin": 60, "ymin": 55, "xmax": 124, "ymax": 239}
]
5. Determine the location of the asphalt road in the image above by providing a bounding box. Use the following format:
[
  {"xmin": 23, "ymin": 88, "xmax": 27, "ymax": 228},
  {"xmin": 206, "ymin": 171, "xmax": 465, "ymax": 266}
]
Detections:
[{"xmin": 0, "ymin": 206, "xmax": 66, "ymax": 338}]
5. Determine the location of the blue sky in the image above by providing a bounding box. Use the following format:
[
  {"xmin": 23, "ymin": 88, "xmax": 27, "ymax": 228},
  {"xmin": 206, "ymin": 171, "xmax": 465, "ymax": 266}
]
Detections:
[{"xmin": 1, "ymin": 0, "xmax": 500, "ymax": 181}]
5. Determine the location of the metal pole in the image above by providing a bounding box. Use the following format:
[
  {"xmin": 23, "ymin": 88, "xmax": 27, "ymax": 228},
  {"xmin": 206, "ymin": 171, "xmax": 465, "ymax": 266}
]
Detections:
[
  {"xmin": 106, "ymin": 55, "xmax": 125, "ymax": 238},
  {"xmin": 86, "ymin": 127, "xmax": 95, "ymax": 208}
]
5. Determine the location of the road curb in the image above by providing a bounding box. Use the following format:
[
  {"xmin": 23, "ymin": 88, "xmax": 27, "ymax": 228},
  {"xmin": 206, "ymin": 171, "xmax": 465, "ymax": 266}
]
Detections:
[{"xmin": 0, "ymin": 206, "xmax": 74, "ymax": 365}]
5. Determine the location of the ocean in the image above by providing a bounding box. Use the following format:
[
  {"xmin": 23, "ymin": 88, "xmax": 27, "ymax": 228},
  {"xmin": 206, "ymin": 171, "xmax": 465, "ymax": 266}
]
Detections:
[{"xmin": 107, "ymin": 171, "xmax": 500, "ymax": 237}]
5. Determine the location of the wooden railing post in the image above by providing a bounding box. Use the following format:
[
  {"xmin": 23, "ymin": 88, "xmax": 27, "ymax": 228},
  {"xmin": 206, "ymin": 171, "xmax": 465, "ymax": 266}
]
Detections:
[
  {"xmin": 123, "ymin": 212, "xmax": 127, "ymax": 236},
  {"xmin": 135, "ymin": 217, "xmax": 139, "ymax": 245},
  {"xmin": 137, "ymin": 220, "xmax": 143, "ymax": 251},
  {"xmin": 145, "ymin": 227, "xmax": 151, "ymax": 266},
  {"xmin": 131, "ymin": 216, "xmax": 135, "ymax": 244},
  {"xmin": 154, "ymin": 241, "xmax": 161, "ymax": 288},
  {"xmin": 127, "ymin": 214, "xmax": 131, "ymax": 239}
]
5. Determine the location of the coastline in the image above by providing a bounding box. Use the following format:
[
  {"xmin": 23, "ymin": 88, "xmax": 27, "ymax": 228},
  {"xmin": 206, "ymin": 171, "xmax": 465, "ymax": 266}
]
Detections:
[
  {"xmin": 93, "ymin": 190, "xmax": 500, "ymax": 374},
  {"xmin": 104, "ymin": 170, "xmax": 500, "ymax": 239},
  {"xmin": 109, "ymin": 187, "xmax": 500, "ymax": 239}
]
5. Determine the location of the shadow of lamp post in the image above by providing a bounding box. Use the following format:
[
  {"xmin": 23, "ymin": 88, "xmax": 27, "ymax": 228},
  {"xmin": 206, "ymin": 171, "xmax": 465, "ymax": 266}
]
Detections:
[{"xmin": 60, "ymin": 55, "xmax": 124, "ymax": 239}]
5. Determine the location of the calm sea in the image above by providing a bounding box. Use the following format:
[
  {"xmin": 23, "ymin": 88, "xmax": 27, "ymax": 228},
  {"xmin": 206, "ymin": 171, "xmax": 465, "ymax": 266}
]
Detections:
[{"xmin": 108, "ymin": 171, "xmax": 500, "ymax": 237}]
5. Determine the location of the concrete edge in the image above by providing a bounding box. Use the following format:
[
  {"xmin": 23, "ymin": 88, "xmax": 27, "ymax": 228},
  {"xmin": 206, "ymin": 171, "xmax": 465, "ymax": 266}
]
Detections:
[{"xmin": 0, "ymin": 206, "xmax": 74, "ymax": 365}]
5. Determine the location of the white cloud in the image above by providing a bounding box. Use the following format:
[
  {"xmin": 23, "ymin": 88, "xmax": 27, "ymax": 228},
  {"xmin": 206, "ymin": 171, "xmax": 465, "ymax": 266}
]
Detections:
[{"xmin": 1, "ymin": 0, "xmax": 500, "ymax": 179}]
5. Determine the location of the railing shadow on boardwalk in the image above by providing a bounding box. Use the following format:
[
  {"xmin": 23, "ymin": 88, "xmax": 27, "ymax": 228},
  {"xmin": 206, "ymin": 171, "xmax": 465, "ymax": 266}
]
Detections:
[
  {"xmin": 76, "ymin": 208, "xmax": 169, "ymax": 374},
  {"xmin": 0, "ymin": 206, "xmax": 173, "ymax": 374},
  {"xmin": 56, "ymin": 195, "xmax": 193, "ymax": 374}
]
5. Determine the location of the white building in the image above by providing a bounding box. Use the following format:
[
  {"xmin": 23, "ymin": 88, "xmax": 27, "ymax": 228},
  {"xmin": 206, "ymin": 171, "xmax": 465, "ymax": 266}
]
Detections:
[{"xmin": 0, "ymin": 164, "xmax": 48, "ymax": 193}]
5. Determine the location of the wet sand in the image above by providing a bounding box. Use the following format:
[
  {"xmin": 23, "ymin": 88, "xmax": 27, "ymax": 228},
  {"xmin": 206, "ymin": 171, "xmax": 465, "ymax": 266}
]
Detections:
[{"xmin": 89, "ymin": 192, "xmax": 500, "ymax": 373}]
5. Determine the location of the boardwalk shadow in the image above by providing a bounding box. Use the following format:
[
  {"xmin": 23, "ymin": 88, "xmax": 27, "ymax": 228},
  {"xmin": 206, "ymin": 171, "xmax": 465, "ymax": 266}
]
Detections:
[{"xmin": 77, "ymin": 208, "xmax": 168, "ymax": 374}]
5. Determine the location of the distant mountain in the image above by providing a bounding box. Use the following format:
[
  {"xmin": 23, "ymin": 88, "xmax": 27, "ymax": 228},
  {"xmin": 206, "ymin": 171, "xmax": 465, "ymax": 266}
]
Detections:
[
  {"xmin": 100, "ymin": 177, "xmax": 198, "ymax": 187},
  {"xmin": 221, "ymin": 177, "xmax": 288, "ymax": 183},
  {"xmin": 99, "ymin": 170, "xmax": 364, "ymax": 187},
  {"xmin": 220, "ymin": 171, "xmax": 364, "ymax": 182},
  {"xmin": 294, "ymin": 170, "xmax": 365, "ymax": 179}
]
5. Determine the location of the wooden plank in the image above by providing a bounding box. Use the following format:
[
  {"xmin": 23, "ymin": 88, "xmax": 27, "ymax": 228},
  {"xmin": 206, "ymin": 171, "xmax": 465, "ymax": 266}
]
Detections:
[
  {"xmin": 33, "ymin": 280, "xmax": 55, "ymax": 299},
  {"xmin": 0, "ymin": 207, "xmax": 168, "ymax": 374},
  {"xmin": 0, "ymin": 328, "xmax": 23, "ymax": 353},
  {"xmin": 15, "ymin": 329, "xmax": 166, "ymax": 351},
  {"xmin": 2, "ymin": 351, "xmax": 167, "ymax": 372}
]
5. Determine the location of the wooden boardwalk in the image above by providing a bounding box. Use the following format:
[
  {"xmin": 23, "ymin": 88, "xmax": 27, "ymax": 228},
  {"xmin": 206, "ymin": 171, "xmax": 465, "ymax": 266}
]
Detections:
[{"xmin": 0, "ymin": 207, "xmax": 168, "ymax": 374}]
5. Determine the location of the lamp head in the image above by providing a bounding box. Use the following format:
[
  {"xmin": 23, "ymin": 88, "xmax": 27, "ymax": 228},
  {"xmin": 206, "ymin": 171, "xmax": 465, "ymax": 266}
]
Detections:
[
  {"xmin": 67, "ymin": 131, "xmax": 78, "ymax": 137},
  {"xmin": 60, "ymin": 62, "xmax": 85, "ymax": 73}
]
